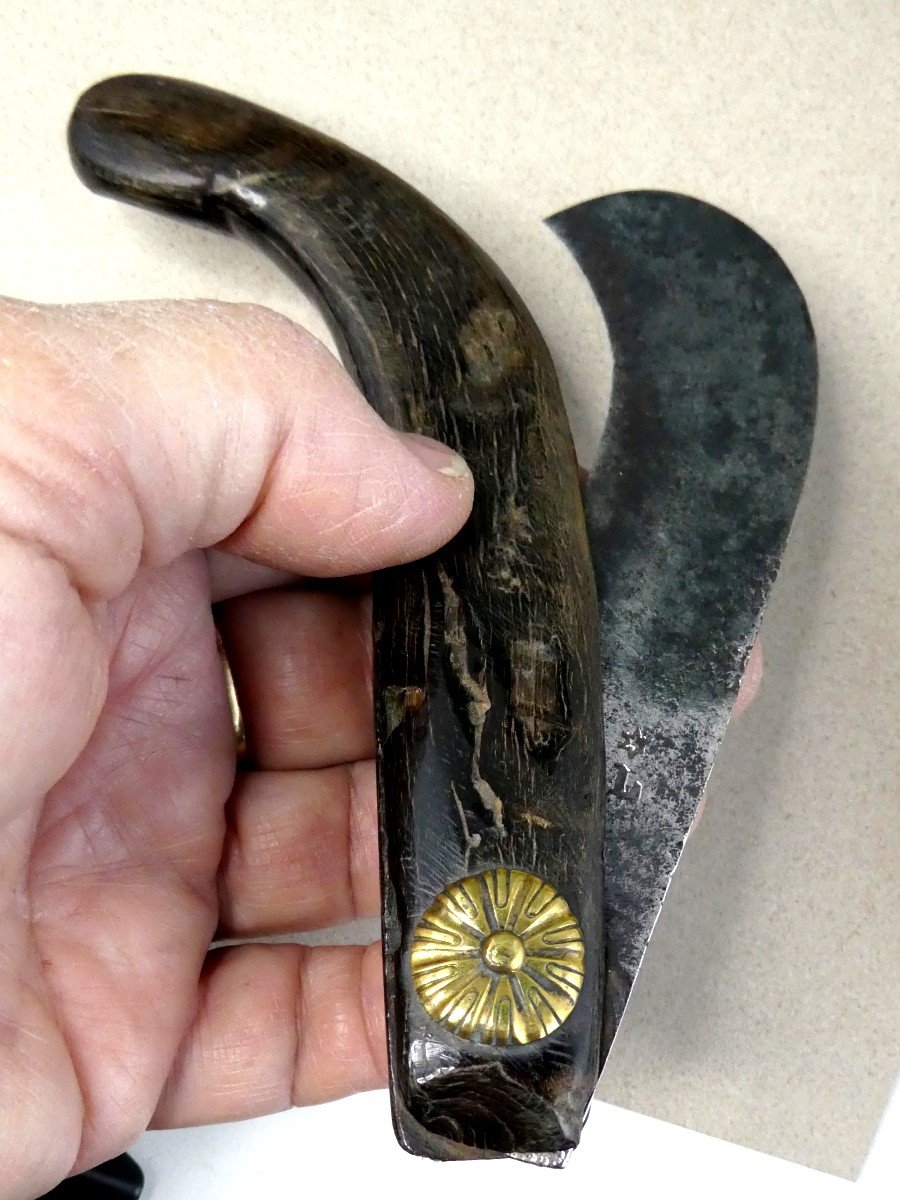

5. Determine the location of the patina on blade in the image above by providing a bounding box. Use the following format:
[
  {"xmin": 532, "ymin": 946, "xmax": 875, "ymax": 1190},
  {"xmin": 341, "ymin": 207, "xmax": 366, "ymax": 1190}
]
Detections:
[
  {"xmin": 547, "ymin": 191, "xmax": 817, "ymax": 1057},
  {"xmin": 69, "ymin": 76, "xmax": 605, "ymax": 1164}
]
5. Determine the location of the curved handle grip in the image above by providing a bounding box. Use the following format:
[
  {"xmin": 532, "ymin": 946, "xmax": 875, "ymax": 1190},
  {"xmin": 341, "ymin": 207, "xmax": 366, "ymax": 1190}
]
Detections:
[{"xmin": 70, "ymin": 75, "xmax": 605, "ymax": 1164}]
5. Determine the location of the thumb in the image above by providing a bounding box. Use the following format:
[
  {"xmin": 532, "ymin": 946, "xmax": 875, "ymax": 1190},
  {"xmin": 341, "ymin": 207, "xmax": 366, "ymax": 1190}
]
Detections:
[{"xmin": 0, "ymin": 297, "xmax": 473, "ymax": 600}]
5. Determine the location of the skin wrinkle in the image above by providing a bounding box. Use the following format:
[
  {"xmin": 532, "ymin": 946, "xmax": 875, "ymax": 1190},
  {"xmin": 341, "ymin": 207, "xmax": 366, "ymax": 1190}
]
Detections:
[
  {"xmin": 0, "ymin": 366, "xmax": 140, "ymax": 603},
  {"xmin": 216, "ymin": 786, "xmax": 248, "ymax": 934},
  {"xmin": 223, "ymin": 408, "xmax": 293, "ymax": 559},
  {"xmin": 33, "ymin": 816, "xmax": 223, "ymax": 920},
  {"xmin": 178, "ymin": 948, "xmax": 299, "ymax": 1113},
  {"xmin": 345, "ymin": 764, "xmax": 363, "ymax": 922},
  {"xmin": 291, "ymin": 946, "xmax": 311, "ymax": 1110},
  {"xmin": 41, "ymin": 305, "xmax": 266, "ymax": 583},
  {"xmin": 355, "ymin": 945, "xmax": 386, "ymax": 1094},
  {"xmin": 0, "ymin": 539, "xmax": 109, "ymax": 823},
  {"xmin": 106, "ymin": 567, "xmax": 213, "ymax": 713},
  {"xmin": 0, "ymin": 461, "xmax": 134, "ymax": 610},
  {"xmin": 148, "ymin": 1004, "xmax": 203, "ymax": 1128},
  {"xmin": 29, "ymin": 569, "xmax": 220, "ymax": 887},
  {"xmin": 0, "ymin": 406, "xmax": 124, "ymax": 548},
  {"xmin": 349, "ymin": 762, "xmax": 379, "ymax": 921},
  {"xmin": 37, "ymin": 881, "xmax": 210, "ymax": 1167},
  {"xmin": 22, "ymin": 917, "xmax": 89, "ymax": 1187}
]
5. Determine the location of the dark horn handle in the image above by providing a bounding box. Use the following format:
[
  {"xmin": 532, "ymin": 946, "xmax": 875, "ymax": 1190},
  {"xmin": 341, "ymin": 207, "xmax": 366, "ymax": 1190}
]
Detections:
[{"xmin": 69, "ymin": 75, "xmax": 606, "ymax": 1164}]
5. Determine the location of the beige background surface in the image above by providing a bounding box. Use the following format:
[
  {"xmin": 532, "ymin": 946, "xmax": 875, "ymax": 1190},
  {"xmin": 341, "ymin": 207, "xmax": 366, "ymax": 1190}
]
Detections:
[{"xmin": 0, "ymin": 0, "xmax": 897, "ymax": 1181}]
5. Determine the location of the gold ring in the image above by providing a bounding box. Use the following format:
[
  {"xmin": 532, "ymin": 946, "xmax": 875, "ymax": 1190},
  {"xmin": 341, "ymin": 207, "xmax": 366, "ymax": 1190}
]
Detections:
[{"xmin": 216, "ymin": 629, "xmax": 247, "ymax": 761}]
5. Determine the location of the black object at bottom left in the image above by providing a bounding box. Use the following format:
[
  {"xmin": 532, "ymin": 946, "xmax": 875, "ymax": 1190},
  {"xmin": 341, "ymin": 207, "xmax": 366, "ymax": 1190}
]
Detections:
[{"xmin": 38, "ymin": 1155, "xmax": 144, "ymax": 1199}]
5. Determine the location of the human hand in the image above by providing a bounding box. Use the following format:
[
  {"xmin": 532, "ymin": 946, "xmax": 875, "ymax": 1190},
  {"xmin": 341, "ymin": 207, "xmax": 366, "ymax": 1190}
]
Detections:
[{"xmin": 0, "ymin": 298, "xmax": 474, "ymax": 1198}]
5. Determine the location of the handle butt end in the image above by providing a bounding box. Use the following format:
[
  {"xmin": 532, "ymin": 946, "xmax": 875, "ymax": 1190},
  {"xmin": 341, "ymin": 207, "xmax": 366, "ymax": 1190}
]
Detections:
[{"xmin": 68, "ymin": 74, "xmax": 243, "ymax": 224}]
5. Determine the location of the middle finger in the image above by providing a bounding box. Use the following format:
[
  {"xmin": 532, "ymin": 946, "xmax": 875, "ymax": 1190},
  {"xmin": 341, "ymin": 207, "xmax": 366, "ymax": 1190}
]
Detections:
[{"xmin": 217, "ymin": 588, "xmax": 373, "ymax": 770}]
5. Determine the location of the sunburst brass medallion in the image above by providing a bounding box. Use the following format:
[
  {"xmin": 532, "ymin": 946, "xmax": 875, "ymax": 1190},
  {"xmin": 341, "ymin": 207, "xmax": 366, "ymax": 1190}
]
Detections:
[{"xmin": 409, "ymin": 868, "xmax": 585, "ymax": 1046}]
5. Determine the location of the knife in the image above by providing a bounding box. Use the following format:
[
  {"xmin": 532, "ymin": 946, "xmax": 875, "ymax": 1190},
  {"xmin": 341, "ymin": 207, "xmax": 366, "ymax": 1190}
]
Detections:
[{"xmin": 66, "ymin": 75, "xmax": 816, "ymax": 1171}]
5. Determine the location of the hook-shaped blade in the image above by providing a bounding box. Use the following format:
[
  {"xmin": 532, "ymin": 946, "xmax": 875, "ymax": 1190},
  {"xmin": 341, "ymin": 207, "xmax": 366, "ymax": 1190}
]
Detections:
[
  {"xmin": 547, "ymin": 192, "xmax": 817, "ymax": 1058},
  {"xmin": 69, "ymin": 76, "xmax": 605, "ymax": 1164}
]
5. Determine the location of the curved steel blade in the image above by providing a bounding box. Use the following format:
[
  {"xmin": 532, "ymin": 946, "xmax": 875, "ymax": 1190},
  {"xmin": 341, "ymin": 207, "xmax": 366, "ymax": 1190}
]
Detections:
[{"xmin": 546, "ymin": 191, "xmax": 817, "ymax": 1060}]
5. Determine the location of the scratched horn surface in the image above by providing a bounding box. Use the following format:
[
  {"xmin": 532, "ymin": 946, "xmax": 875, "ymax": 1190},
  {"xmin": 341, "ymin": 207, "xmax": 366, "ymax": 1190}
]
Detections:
[{"xmin": 68, "ymin": 75, "xmax": 606, "ymax": 1163}]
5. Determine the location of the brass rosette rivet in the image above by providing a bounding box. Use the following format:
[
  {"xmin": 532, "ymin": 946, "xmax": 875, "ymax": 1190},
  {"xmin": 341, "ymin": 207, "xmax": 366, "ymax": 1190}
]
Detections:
[{"xmin": 410, "ymin": 868, "xmax": 585, "ymax": 1046}]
